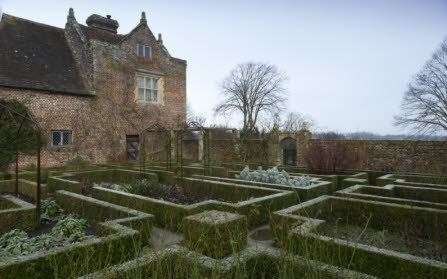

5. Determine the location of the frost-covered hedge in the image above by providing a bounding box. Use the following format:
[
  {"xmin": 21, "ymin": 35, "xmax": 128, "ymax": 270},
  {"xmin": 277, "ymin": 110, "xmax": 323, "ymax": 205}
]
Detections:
[{"xmin": 237, "ymin": 167, "xmax": 313, "ymax": 188}]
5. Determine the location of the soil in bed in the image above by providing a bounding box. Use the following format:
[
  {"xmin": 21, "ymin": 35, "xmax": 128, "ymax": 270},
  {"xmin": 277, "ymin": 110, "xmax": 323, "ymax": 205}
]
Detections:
[
  {"xmin": 142, "ymin": 184, "xmax": 229, "ymax": 205},
  {"xmin": 318, "ymin": 222, "xmax": 447, "ymax": 262},
  {"xmin": 98, "ymin": 182, "xmax": 234, "ymax": 205}
]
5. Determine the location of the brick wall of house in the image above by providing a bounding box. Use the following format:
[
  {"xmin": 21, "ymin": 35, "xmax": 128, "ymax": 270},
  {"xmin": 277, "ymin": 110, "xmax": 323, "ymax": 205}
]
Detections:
[
  {"xmin": 0, "ymin": 13, "xmax": 187, "ymax": 168},
  {"xmin": 0, "ymin": 87, "xmax": 103, "ymax": 166}
]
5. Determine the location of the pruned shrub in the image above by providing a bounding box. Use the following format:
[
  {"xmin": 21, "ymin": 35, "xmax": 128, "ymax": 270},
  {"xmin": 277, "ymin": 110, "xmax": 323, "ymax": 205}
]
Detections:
[
  {"xmin": 237, "ymin": 166, "xmax": 313, "ymax": 187},
  {"xmin": 303, "ymin": 140, "xmax": 364, "ymax": 174}
]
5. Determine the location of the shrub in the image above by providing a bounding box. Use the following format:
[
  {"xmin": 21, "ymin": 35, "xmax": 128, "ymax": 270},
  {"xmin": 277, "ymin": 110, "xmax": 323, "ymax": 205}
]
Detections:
[
  {"xmin": 0, "ymin": 215, "xmax": 89, "ymax": 261},
  {"xmin": 237, "ymin": 166, "xmax": 313, "ymax": 187},
  {"xmin": 41, "ymin": 199, "xmax": 63, "ymax": 220},
  {"xmin": 303, "ymin": 140, "xmax": 364, "ymax": 174}
]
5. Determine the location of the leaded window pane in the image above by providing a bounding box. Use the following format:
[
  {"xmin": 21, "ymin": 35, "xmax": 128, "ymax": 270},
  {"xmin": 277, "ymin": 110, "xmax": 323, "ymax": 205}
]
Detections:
[
  {"xmin": 146, "ymin": 78, "xmax": 152, "ymax": 89},
  {"xmin": 152, "ymin": 90, "xmax": 158, "ymax": 102},
  {"xmin": 144, "ymin": 46, "xmax": 151, "ymax": 58},
  {"xmin": 138, "ymin": 88, "xmax": 145, "ymax": 100},
  {"xmin": 62, "ymin": 131, "xmax": 72, "ymax": 145},
  {"xmin": 138, "ymin": 77, "xmax": 145, "ymax": 89},
  {"xmin": 52, "ymin": 131, "xmax": 61, "ymax": 146},
  {"xmin": 145, "ymin": 89, "xmax": 151, "ymax": 102},
  {"xmin": 138, "ymin": 44, "xmax": 144, "ymax": 56}
]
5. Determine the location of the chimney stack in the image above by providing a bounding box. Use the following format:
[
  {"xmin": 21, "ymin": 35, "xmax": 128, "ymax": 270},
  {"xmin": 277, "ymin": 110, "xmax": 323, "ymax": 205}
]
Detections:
[{"xmin": 86, "ymin": 14, "xmax": 119, "ymax": 33}]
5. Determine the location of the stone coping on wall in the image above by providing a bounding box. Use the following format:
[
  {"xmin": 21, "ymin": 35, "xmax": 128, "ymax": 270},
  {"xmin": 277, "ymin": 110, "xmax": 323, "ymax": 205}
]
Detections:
[
  {"xmin": 271, "ymin": 195, "xmax": 447, "ymax": 279},
  {"xmin": 0, "ymin": 194, "xmax": 36, "ymax": 233},
  {"xmin": 335, "ymin": 184, "xmax": 447, "ymax": 210},
  {"xmin": 192, "ymin": 174, "xmax": 332, "ymax": 202},
  {"xmin": 91, "ymin": 177, "xmax": 297, "ymax": 231},
  {"xmin": 0, "ymin": 190, "xmax": 154, "ymax": 279},
  {"xmin": 80, "ymin": 244, "xmax": 378, "ymax": 279}
]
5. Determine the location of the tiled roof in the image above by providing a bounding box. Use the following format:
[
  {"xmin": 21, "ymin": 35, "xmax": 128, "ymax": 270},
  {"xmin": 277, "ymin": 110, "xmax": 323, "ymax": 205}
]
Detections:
[{"xmin": 0, "ymin": 14, "xmax": 92, "ymax": 96}]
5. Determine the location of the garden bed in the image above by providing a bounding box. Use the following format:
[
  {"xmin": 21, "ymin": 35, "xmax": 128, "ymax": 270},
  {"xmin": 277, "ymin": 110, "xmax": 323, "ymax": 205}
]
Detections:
[
  {"xmin": 91, "ymin": 176, "xmax": 296, "ymax": 231},
  {"xmin": 0, "ymin": 194, "xmax": 36, "ymax": 233},
  {"xmin": 47, "ymin": 169, "xmax": 158, "ymax": 194},
  {"xmin": 377, "ymin": 173, "xmax": 447, "ymax": 188},
  {"xmin": 336, "ymin": 184, "xmax": 447, "ymax": 210},
  {"xmin": 97, "ymin": 181, "xmax": 230, "ymax": 205},
  {"xmin": 81, "ymin": 245, "xmax": 377, "ymax": 279},
  {"xmin": 192, "ymin": 174, "xmax": 332, "ymax": 202},
  {"xmin": 0, "ymin": 179, "xmax": 48, "ymax": 200},
  {"xmin": 0, "ymin": 190, "xmax": 154, "ymax": 279},
  {"xmin": 271, "ymin": 195, "xmax": 447, "ymax": 279}
]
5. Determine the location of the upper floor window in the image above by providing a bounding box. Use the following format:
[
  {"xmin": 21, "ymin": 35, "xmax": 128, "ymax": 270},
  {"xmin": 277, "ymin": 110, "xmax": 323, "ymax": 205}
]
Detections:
[
  {"xmin": 137, "ymin": 44, "xmax": 152, "ymax": 59},
  {"xmin": 137, "ymin": 75, "xmax": 159, "ymax": 103},
  {"xmin": 51, "ymin": 130, "xmax": 72, "ymax": 146}
]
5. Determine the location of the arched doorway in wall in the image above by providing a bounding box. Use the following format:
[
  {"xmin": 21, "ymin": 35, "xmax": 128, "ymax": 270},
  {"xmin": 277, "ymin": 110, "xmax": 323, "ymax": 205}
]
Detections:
[{"xmin": 280, "ymin": 137, "xmax": 297, "ymax": 166}]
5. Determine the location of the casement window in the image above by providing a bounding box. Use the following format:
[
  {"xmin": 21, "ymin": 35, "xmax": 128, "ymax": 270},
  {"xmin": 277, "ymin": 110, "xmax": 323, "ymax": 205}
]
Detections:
[
  {"xmin": 137, "ymin": 75, "xmax": 160, "ymax": 103},
  {"xmin": 136, "ymin": 44, "xmax": 152, "ymax": 59},
  {"xmin": 51, "ymin": 130, "xmax": 72, "ymax": 146}
]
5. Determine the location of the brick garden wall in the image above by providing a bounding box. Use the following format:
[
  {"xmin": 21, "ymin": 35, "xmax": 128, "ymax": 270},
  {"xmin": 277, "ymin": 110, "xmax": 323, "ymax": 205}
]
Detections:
[{"xmin": 297, "ymin": 139, "xmax": 447, "ymax": 174}]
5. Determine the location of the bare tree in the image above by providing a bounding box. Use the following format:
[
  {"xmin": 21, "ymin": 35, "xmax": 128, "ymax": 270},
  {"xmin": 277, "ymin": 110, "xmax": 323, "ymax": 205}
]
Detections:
[
  {"xmin": 282, "ymin": 112, "xmax": 314, "ymax": 133},
  {"xmin": 186, "ymin": 104, "xmax": 207, "ymax": 127},
  {"xmin": 215, "ymin": 62, "xmax": 286, "ymax": 134},
  {"xmin": 395, "ymin": 40, "xmax": 447, "ymax": 134}
]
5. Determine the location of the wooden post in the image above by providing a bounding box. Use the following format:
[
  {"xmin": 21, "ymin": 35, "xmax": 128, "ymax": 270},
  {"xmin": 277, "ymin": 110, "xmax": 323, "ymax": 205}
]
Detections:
[
  {"xmin": 36, "ymin": 137, "xmax": 41, "ymax": 223},
  {"xmin": 15, "ymin": 151, "xmax": 19, "ymax": 196}
]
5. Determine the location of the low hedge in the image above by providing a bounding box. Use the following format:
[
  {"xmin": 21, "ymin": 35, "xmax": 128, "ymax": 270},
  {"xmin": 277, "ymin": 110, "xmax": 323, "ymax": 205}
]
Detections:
[
  {"xmin": 0, "ymin": 194, "xmax": 36, "ymax": 233},
  {"xmin": 336, "ymin": 184, "xmax": 447, "ymax": 210},
  {"xmin": 92, "ymin": 177, "xmax": 297, "ymax": 231},
  {"xmin": 377, "ymin": 173, "xmax": 447, "ymax": 188},
  {"xmin": 0, "ymin": 190, "xmax": 154, "ymax": 279},
  {"xmin": 271, "ymin": 195, "xmax": 447, "ymax": 279},
  {"xmin": 81, "ymin": 244, "xmax": 377, "ymax": 279},
  {"xmin": 192, "ymin": 174, "xmax": 332, "ymax": 202},
  {"xmin": 47, "ymin": 169, "xmax": 159, "ymax": 194},
  {"xmin": 0, "ymin": 179, "xmax": 47, "ymax": 200}
]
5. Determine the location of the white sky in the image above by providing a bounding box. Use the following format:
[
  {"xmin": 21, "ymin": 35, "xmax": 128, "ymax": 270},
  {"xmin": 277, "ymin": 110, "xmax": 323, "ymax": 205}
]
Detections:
[{"xmin": 1, "ymin": 0, "xmax": 446, "ymax": 134}]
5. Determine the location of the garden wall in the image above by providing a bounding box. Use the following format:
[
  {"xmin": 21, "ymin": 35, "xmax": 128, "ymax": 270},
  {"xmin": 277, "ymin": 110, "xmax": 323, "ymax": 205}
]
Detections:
[{"xmin": 298, "ymin": 139, "xmax": 447, "ymax": 174}]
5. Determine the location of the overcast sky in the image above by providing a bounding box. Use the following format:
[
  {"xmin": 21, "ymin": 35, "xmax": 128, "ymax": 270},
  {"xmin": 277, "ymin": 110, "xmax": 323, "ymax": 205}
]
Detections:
[{"xmin": 1, "ymin": 0, "xmax": 446, "ymax": 134}]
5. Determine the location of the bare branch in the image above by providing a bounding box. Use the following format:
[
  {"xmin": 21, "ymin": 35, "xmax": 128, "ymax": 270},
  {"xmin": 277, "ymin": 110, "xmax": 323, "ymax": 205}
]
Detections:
[
  {"xmin": 395, "ymin": 40, "xmax": 447, "ymax": 134},
  {"xmin": 215, "ymin": 62, "xmax": 287, "ymax": 134}
]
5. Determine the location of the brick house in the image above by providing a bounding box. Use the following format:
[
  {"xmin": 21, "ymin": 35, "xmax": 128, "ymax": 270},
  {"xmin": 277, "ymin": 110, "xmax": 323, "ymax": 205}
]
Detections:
[{"xmin": 0, "ymin": 9, "xmax": 187, "ymax": 166}]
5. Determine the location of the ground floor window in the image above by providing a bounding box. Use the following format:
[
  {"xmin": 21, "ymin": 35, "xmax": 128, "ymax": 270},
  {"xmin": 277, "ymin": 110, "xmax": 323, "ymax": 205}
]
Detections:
[{"xmin": 51, "ymin": 130, "xmax": 72, "ymax": 146}]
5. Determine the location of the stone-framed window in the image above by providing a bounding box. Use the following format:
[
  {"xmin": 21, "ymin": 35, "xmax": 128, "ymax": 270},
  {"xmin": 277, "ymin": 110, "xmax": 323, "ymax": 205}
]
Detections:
[
  {"xmin": 51, "ymin": 130, "xmax": 72, "ymax": 146},
  {"xmin": 136, "ymin": 74, "xmax": 161, "ymax": 103},
  {"xmin": 136, "ymin": 44, "xmax": 152, "ymax": 59}
]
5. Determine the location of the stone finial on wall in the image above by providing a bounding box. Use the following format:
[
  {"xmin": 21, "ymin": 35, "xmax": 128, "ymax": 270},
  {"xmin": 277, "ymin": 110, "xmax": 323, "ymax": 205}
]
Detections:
[
  {"xmin": 158, "ymin": 33, "xmax": 163, "ymax": 44},
  {"xmin": 67, "ymin": 8, "xmax": 76, "ymax": 23},
  {"xmin": 140, "ymin": 11, "xmax": 147, "ymax": 24}
]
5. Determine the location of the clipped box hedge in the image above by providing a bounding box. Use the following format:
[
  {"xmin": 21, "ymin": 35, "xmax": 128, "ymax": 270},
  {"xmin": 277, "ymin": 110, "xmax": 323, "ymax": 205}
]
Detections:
[
  {"xmin": 47, "ymin": 169, "xmax": 158, "ymax": 194},
  {"xmin": 183, "ymin": 210, "xmax": 247, "ymax": 258},
  {"xmin": 271, "ymin": 195, "xmax": 447, "ymax": 279},
  {"xmin": 192, "ymin": 174, "xmax": 332, "ymax": 202},
  {"xmin": 0, "ymin": 179, "xmax": 47, "ymax": 200},
  {"xmin": 81, "ymin": 244, "xmax": 377, "ymax": 279},
  {"xmin": 91, "ymin": 177, "xmax": 297, "ymax": 231},
  {"xmin": 0, "ymin": 194, "xmax": 36, "ymax": 233},
  {"xmin": 0, "ymin": 190, "xmax": 154, "ymax": 279},
  {"xmin": 336, "ymin": 184, "xmax": 447, "ymax": 210},
  {"xmin": 377, "ymin": 173, "xmax": 447, "ymax": 188}
]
